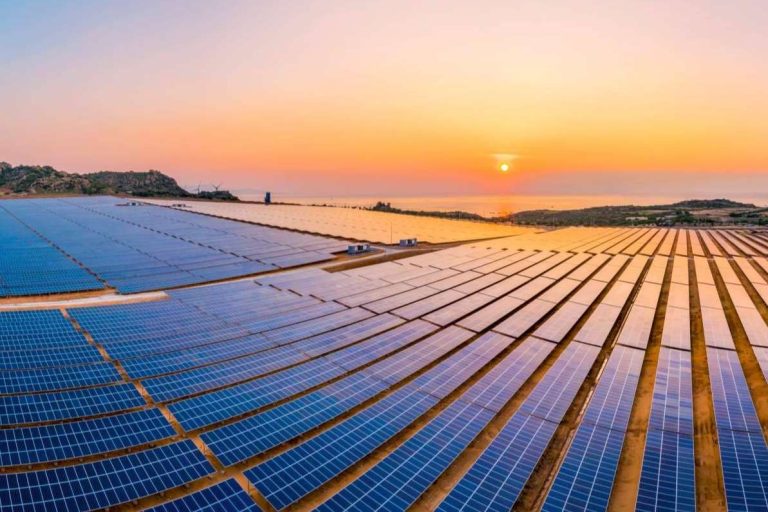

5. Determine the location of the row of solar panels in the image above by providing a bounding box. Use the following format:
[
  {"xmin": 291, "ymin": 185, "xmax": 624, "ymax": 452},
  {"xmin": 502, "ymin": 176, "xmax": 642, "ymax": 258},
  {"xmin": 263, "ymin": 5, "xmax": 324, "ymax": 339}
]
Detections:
[
  {"xmin": 0, "ymin": 197, "xmax": 348, "ymax": 297},
  {"xmin": 2, "ymin": 233, "xmax": 768, "ymax": 510}
]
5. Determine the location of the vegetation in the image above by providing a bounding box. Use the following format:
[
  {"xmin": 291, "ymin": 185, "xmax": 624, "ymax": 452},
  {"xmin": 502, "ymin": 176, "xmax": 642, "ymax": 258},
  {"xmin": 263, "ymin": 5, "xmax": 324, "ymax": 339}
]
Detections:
[
  {"xmin": 508, "ymin": 199, "xmax": 758, "ymax": 226},
  {"xmin": 366, "ymin": 198, "xmax": 766, "ymax": 227},
  {"xmin": 0, "ymin": 162, "xmax": 239, "ymax": 200},
  {"xmin": 370, "ymin": 201, "xmax": 488, "ymax": 221}
]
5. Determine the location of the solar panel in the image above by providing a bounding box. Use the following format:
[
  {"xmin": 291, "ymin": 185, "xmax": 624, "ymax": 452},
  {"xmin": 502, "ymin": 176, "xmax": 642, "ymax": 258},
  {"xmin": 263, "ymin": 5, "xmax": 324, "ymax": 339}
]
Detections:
[
  {"xmin": 697, "ymin": 283, "xmax": 722, "ymax": 309},
  {"xmin": 707, "ymin": 347, "xmax": 762, "ymax": 433},
  {"xmin": 202, "ymin": 326, "xmax": 468, "ymax": 464},
  {"xmin": 574, "ymin": 303, "xmax": 622, "ymax": 347},
  {"xmin": 643, "ymin": 257, "xmax": 668, "ymax": 285},
  {"xmin": 0, "ymin": 384, "xmax": 145, "ymax": 426},
  {"xmin": 520, "ymin": 341, "xmax": 602, "ymax": 421},
  {"xmin": 661, "ymin": 305, "xmax": 691, "ymax": 351},
  {"xmin": 319, "ymin": 401, "xmax": 496, "ymax": 511},
  {"xmin": 706, "ymin": 346, "xmax": 768, "ymax": 510},
  {"xmin": 718, "ymin": 429, "xmax": 768, "ymax": 511},
  {"xmin": 393, "ymin": 289, "xmax": 466, "ymax": 320},
  {"xmin": 451, "ymin": 271, "xmax": 506, "ymax": 294},
  {"xmin": 541, "ymin": 422, "xmax": 626, "ymax": 511},
  {"xmin": 569, "ymin": 279, "xmax": 609, "ymax": 306},
  {"xmin": 509, "ymin": 277, "xmax": 556, "ymax": 301},
  {"xmin": 636, "ymin": 347, "xmax": 695, "ymax": 511},
  {"xmin": 675, "ymin": 231, "xmax": 689, "ymax": 256},
  {"xmin": 437, "ymin": 341, "xmax": 596, "ymax": 510},
  {"xmin": 700, "ymin": 305, "xmax": 735, "ymax": 350},
  {"xmin": 637, "ymin": 430, "xmax": 696, "ymax": 512},
  {"xmin": 147, "ymin": 479, "xmax": 262, "ymax": 512},
  {"xmin": 616, "ymin": 305, "xmax": 655, "ymax": 349},
  {"xmin": 422, "ymin": 292, "xmax": 496, "ymax": 326},
  {"xmin": 456, "ymin": 296, "xmax": 524, "ymax": 332},
  {"xmin": 534, "ymin": 301, "xmax": 589, "ymax": 343},
  {"xmin": 437, "ymin": 413, "xmax": 557, "ymax": 512},
  {"xmin": 634, "ymin": 281, "xmax": 662, "ymax": 308},
  {"xmin": 724, "ymin": 282, "xmax": 755, "ymax": 309},
  {"xmin": 600, "ymin": 281, "xmax": 635, "ymax": 307},
  {"xmin": 494, "ymin": 299, "xmax": 556, "ymax": 338},
  {"xmin": 246, "ymin": 328, "xmax": 501, "ymax": 509},
  {"xmin": 337, "ymin": 282, "xmax": 414, "ymax": 307},
  {"xmin": 1, "ymin": 197, "xmax": 348, "ymax": 295},
  {"xmin": 537, "ymin": 277, "xmax": 581, "ymax": 304},
  {"xmin": 170, "ymin": 321, "xmax": 438, "ymax": 431},
  {"xmin": 617, "ymin": 255, "xmax": 648, "ymax": 284},
  {"xmin": 535, "ymin": 344, "xmax": 642, "ymax": 511},
  {"xmin": 754, "ymin": 347, "xmax": 768, "ymax": 380},
  {"xmin": 591, "ymin": 255, "xmax": 629, "ymax": 282},
  {"xmin": 667, "ymin": 282, "xmax": 690, "ymax": 310},
  {"xmin": 735, "ymin": 306, "xmax": 768, "ymax": 347},
  {"xmin": 429, "ymin": 271, "xmax": 484, "ymax": 291},
  {"xmin": 0, "ymin": 408, "xmax": 175, "ymax": 466},
  {"xmin": 580, "ymin": 345, "xmax": 644, "ymax": 429},
  {"xmin": 0, "ymin": 361, "xmax": 121, "ymax": 394},
  {"xmin": 694, "ymin": 256, "xmax": 715, "ymax": 284},
  {"xmin": 0, "ymin": 441, "xmax": 213, "ymax": 511}
]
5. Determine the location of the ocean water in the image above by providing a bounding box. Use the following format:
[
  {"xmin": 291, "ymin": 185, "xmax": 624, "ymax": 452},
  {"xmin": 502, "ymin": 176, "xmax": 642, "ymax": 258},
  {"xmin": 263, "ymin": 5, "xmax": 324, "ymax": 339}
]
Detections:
[{"xmin": 236, "ymin": 194, "xmax": 767, "ymax": 218}]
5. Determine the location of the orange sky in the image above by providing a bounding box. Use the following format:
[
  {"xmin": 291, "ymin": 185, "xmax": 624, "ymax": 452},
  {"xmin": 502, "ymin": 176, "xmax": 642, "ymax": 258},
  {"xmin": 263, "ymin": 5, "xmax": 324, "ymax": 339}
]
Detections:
[{"xmin": 2, "ymin": 1, "xmax": 767, "ymax": 196}]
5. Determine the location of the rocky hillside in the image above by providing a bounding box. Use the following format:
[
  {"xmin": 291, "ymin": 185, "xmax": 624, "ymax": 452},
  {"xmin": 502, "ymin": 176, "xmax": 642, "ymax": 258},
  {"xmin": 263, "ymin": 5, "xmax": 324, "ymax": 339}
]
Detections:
[{"xmin": 0, "ymin": 162, "xmax": 237, "ymax": 199}]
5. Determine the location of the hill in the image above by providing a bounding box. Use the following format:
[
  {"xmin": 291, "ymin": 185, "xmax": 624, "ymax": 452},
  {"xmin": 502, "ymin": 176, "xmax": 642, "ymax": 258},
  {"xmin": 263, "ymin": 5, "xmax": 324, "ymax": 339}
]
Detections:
[
  {"xmin": 0, "ymin": 162, "xmax": 238, "ymax": 200},
  {"xmin": 508, "ymin": 198, "xmax": 761, "ymax": 226},
  {"xmin": 363, "ymin": 198, "xmax": 765, "ymax": 226}
]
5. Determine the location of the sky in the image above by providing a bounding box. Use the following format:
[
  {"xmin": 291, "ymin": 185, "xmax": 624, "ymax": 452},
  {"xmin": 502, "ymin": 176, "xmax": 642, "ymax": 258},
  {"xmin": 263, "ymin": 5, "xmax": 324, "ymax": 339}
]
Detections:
[{"xmin": 1, "ymin": 0, "xmax": 767, "ymax": 198}]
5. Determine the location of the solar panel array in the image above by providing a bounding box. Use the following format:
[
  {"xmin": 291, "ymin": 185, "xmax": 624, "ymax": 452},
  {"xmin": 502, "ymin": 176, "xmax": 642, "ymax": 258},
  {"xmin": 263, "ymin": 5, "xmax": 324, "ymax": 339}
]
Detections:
[
  {"xmin": 0, "ymin": 209, "xmax": 102, "ymax": 296},
  {"xmin": 1, "ymin": 224, "xmax": 768, "ymax": 511},
  {"xmin": 143, "ymin": 198, "xmax": 538, "ymax": 244},
  {"xmin": 0, "ymin": 197, "xmax": 350, "ymax": 296}
]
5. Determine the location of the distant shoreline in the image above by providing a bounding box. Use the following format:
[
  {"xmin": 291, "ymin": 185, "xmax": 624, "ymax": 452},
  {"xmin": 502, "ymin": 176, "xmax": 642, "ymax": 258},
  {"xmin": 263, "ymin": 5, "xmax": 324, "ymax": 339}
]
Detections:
[{"xmin": 162, "ymin": 196, "xmax": 768, "ymax": 227}]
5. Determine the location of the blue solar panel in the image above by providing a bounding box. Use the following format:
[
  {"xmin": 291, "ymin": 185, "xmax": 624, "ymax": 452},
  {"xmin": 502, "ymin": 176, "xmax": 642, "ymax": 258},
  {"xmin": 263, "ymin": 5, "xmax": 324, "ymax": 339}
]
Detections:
[
  {"xmin": 147, "ymin": 479, "xmax": 262, "ymax": 512},
  {"xmin": 648, "ymin": 348, "xmax": 693, "ymax": 435},
  {"xmin": 0, "ymin": 309, "xmax": 90, "ymax": 350},
  {"xmin": 707, "ymin": 346, "xmax": 768, "ymax": 510},
  {"xmin": 0, "ymin": 344, "xmax": 103, "ymax": 370},
  {"xmin": 317, "ymin": 336, "xmax": 552, "ymax": 511},
  {"xmin": 636, "ymin": 430, "xmax": 695, "ymax": 511},
  {"xmin": 0, "ymin": 206, "xmax": 103, "ymax": 297},
  {"xmin": 0, "ymin": 361, "xmax": 121, "ymax": 394},
  {"xmin": 246, "ymin": 327, "xmax": 498, "ymax": 509},
  {"xmin": 438, "ymin": 341, "xmax": 599, "ymax": 511},
  {"xmin": 171, "ymin": 321, "xmax": 438, "ymax": 431},
  {"xmin": 636, "ymin": 346, "xmax": 695, "ymax": 511},
  {"xmin": 0, "ymin": 197, "xmax": 345, "ymax": 294},
  {"xmin": 120, "ymin": 333, "xmax": 275, "ymax": 379},
  {"xmin": 707, "ymin": 347, "xmax": 763, "ymax": 433},
  {"xmin": 142, "ymin": 344, "xmax": 309, "ymax": 402},
  {"xmin": 0, "ymin": 384, "xmax": 145, "ymax": 425},
  {"xmin": 247, "ymin": 384, "xmax": 441, "ymax": 509},
  {"xmin": 580, "ymin": 345, "xmax": 644, "ymax": 430},
  {"xmin": 204, "ymin": 371, "xmax": 390, "ymax": 466},
  {"xmin": 437, "ymin": 413, "xmax": 557, "ymax": 512},
  {"xmin": 541, "ymin": 422, "xmax": 626, "ymax": 511},
  {"xmin": 0, "ymin": 441, "xmax": 213, "ymax": 511},
  {"xmin": 519, "ymin": 341, "xmax": 600, "ymax": 422},
  {"xmin": 0, "ymin": 408, "xmax": 175, "ymax": 466},
  {"xmin": 320, "ymin": 402, "xmax": 495, "ymax": 511},
  {"xmin": 458, "ymin": 336, "xmax": 555, "ymax": 413},
  {"xmin": 540, "ymin": 345, "xmax": 644, "ymax": 511},
  {"xmin": 718, "ymin": 429, "xmax": 768, "ymax": 511}
]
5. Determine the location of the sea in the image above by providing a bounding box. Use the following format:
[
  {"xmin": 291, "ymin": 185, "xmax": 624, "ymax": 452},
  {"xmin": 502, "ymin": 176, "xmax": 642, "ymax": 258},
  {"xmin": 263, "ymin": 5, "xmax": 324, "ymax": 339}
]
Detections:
[{"xmin": 235, "ymin": 194, "xmax": 768, "ymax": 219}]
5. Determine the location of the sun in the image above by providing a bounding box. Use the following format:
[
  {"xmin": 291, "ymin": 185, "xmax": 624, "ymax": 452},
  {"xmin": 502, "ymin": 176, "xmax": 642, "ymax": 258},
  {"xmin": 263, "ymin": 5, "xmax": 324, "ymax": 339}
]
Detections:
[{"xmin": 499, "ymin": 163, "xmax": 510, "ymax": 172}]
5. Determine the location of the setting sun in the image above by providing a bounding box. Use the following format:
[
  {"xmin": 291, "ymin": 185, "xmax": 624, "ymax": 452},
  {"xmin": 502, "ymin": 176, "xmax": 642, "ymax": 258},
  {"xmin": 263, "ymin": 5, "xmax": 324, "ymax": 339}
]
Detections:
[{"xmin": 500, "ymin": 163, "xmax": 510, "ymax": 172}]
